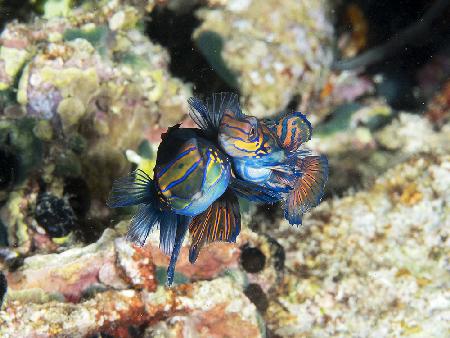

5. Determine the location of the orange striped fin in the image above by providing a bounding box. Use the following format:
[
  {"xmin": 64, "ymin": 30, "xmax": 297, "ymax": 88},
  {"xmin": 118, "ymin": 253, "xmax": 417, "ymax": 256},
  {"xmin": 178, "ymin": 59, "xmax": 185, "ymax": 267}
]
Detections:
[
  {"xmin": 284, "ymin": 155, "xmax": 328, "ymax": 225},
  {"xmin": 188, "ymin": 190, "xmax": 241, "ymax": 263}
]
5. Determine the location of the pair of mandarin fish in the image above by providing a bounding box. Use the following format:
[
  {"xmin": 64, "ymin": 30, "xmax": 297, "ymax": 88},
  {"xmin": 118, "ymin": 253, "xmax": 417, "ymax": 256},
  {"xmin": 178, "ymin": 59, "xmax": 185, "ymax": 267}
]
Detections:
[{"xmin": 108, "ymin": 93, "xmax": 328, "ymax": 286}]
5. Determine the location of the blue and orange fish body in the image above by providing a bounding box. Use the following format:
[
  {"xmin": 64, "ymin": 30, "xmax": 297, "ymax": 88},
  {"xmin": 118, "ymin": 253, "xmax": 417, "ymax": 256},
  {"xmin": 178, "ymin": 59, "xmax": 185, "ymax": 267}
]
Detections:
[
  {"xmin": 189, "ymin": 93, "xmax": 328, "ymax": 225},
  {"xmin": 154, "ymin": 127, "xmax": 231, "ymax": 216},
  {"xmin": 108, "ymin": 123, "xmax": 277, "ymax": 285},
  {"xmin": 109, "ymin": 92, "xmax": 327, "ymax": 285},
  {"xmin": 219, "ymin": 110, "xmax": 301, "ymax": 196},
  {"xmin": 108, "ymin": 125, "xmax": 238, "ymax": 285}
]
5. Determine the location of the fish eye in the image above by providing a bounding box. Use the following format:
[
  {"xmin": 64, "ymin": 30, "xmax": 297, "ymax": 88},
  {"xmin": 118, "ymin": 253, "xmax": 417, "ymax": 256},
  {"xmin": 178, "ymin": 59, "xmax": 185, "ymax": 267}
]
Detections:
[{"xmin": 249, "ymin": 127, "xmax": 256, "ymax": 138}]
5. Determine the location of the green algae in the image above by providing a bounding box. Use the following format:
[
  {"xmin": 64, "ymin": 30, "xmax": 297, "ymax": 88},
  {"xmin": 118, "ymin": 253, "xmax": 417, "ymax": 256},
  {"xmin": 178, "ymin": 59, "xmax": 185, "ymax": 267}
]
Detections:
[
  {"xmin": 0, "ymin": 118, "xmax": 42, "ymax": 183},
  {"xmin": 137, "ymin": 140, "xmax": 154, "ymax": 159},
  {"xmin": 54, "ymin": 151, "xmax": 82, "ymax": 177},
  {"xmin": 315, "ymin": 103, "xmax": 361, "ymax": 136},
  {"xmin": 155, "ymin": 266, "xmax": 189, "ymax": 285},
  {"xmin": 63, "ymin": 25, "xmax": 109, "ymax": 55}
]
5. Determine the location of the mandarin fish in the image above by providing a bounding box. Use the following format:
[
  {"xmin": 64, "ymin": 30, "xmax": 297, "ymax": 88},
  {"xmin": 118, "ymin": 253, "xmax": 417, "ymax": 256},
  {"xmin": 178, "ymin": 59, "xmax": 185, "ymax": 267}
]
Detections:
[
  {"xmin": 188, "ymin": 93, "xmax": 328, "ymax": 225},
  {"xmin": 189, "ymin": 93, "xmax": 298, "ymax": 198},
  {"xmin": 108, "ymin": 124, "xmax": 277, "ymax": 286}
]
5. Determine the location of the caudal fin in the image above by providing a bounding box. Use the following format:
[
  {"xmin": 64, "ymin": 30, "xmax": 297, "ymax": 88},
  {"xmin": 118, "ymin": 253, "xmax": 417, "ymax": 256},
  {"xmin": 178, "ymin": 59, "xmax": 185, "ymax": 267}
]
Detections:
[
  {"xmin": 107, "ymin": 169, "xmax": 188, "ymax": 286},
  {"xmin": 283, "ymin": 155, "xmax": 328, "ymax": 225},
  {"xmin": 108, "ymin": 169, "xmax": 161, "ymax": 246},
  {"xmin": 126, "ymin": 204, "xmax": 160, "ymax": 246}
]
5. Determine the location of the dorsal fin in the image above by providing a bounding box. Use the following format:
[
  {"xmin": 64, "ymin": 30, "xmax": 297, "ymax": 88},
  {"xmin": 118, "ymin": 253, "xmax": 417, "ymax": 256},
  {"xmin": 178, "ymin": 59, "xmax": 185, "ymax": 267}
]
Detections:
[
  {"xmin": 188, "ymin": 92, "xmax": 243, "ymax": 135},
  {"xmin": 274, "ymin": 112, "xmax": 312, "ymax": 152}
]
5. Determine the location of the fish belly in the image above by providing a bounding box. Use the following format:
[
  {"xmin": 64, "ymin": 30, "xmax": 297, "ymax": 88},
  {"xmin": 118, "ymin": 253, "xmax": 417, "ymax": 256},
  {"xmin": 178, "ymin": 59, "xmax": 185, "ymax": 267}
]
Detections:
[
  {"xmin": 176, "ymin": 168, "xmax": 230, "ymax": 216},
  {"xmin": 234, "ymin": 159, "xmax": 271, "ymax": 183}
]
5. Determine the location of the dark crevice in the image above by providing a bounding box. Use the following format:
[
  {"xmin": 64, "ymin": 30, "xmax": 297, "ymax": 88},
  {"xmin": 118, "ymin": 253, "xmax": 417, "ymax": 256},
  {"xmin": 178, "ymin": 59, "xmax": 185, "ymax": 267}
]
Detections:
[
  {"xmin": 240, "ymin": 245, "xmax": 266, "ymax": 273},
  {"xmin": 334, "ymin": 0, "xmax": 450, "ymax": 111},
  {"xmin": 0, "ymin": 271, "xmax": 6, "ymax": 307},
  {"xmin": 0, "ymin": 0, "xmax": 36, "ymax": 31},
  {"xmin": 145, "ymin": 5, "xmax": 237, "ymax": 96},
  {"xmin": 244, "ymin": 283, "xmax": 269, "ymax": 313}
]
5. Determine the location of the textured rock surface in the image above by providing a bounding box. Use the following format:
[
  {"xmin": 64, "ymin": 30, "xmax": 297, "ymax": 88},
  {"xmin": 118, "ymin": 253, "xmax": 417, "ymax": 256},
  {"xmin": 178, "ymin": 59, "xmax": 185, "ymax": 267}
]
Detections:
[
  {"xmin": 261, "ymin": 154, "xmax": 450, "ymax": 337},
  {"xmin": 1, "ymin": 1, "xmax": 449, "ymax": 337},
  {"xmin": 195, "ymin": 0, "xmax": 334, "ymax": 118},
  {"xmin": 1, "ymin": 150, "xmax": 448, "ymax": 337},
  {"xmin": 308, "ymin": 107, "xmax": 450, "ymax": 195},
  {"xmin": 1, "ymin": 274, "xmax": 262, "ymax": 337},
  {"xmin": 0, "ymin": 209, "xmax": 274, "ymax": 337},
  {"xmin": 0, "ymin": 0, "xmax": 193, "ymax": 255}
]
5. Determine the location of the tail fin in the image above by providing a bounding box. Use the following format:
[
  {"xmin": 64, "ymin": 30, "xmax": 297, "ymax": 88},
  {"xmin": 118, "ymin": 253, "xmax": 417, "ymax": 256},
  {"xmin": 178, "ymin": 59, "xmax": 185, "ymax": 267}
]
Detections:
[
  {"xmin": 108, "ymin": 169, "xmax": 161, "ymax": 246},
  {"xmin": 266, "ymin": 151, "xmax": 309, "ymax": 194},
  {"xmin": 283, "ymin": 155, "xmax": 328, "ymax": 225},
  {"xmin": 126, "ymin": 204, "xmax": 160, "ymax": 246}
]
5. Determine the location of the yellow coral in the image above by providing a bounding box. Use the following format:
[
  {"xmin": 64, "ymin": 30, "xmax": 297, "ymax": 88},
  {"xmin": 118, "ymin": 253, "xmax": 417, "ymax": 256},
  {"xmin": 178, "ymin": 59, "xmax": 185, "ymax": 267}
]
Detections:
[
  {"xmin": 57, "ymin": 97, "xmax": 86, "ymax": 129},
  {"xmin": 0, "ymin": 46, "xmax": 30, "ymax": 79},
  {"xmin": 41, "ymin": 67, "xmax": 99, "ymax": 104},
  {"xmin": 109, "ymin": 6, "xmax": 139, "ymax": 31},
  {"xmin": 33, "ymin": 120, "xmax": 54, "ymax": 141},
  {"xmin": 400, "ymin": 183, "xmax": 423, "ymax": 206}
]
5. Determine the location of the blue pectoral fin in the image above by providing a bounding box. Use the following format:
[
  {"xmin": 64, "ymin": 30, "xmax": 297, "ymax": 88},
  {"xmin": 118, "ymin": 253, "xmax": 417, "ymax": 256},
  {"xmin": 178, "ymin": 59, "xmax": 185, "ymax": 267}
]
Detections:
[
  {"xmin": 126, "ymin": 203, "xmax": 161, "ymax": 246},
  {"xmin": 284, "ymin": 155, "xmax": 328, "ymax": 225},
  {"xmin": 166, "ymin": 215, "xmax": 190, "ymax": 287},
  {"xmin": 107, "ymin": 169, "xmax": 154, "ymax": 208},
  {"xmin": 188, "ymin": 190, "xmax": 241, "ymax": 264},
  {"xmin": 188, "ymin": 93, "xmax": 242, "ymax": 134},
  {"xmin": 108, "ymin": 169, "xmax": 160, "ymax": 247},
  {"xmin": 230, "ymin": 177, "xmax": 281, "ymax": 203}
]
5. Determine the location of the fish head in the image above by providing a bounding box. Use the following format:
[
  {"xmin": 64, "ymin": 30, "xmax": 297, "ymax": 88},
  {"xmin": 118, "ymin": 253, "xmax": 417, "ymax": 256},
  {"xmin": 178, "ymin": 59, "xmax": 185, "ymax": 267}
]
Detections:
[{"xmin": 218, "ymin": 111, "xmax": 264, "ymax": 158}]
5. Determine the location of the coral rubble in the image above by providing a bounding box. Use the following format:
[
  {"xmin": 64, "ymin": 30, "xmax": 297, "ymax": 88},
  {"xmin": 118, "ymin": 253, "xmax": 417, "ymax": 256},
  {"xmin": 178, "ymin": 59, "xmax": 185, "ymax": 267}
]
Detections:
[
  {"xmin": 1, "ymin": 148, "xmax": 447, "ymax": 336},
  {"xmin": 261, "ymin": 154, "xmax": 450, "ymax": 337},
  {"xmin": 0, "ymin": 224, "xmax": 265, "ymax": 337}
]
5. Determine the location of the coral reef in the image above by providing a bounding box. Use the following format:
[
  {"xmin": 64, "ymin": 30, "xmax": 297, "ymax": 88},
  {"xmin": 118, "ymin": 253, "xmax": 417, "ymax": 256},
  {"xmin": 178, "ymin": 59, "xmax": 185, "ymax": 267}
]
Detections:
[
  {"xmin": 260, "ymin": 153, "xmax": 450, "ymax": 337},
  {"xmin": 194, "ymin": 0, "xmax": 334, "ymax": 117},
  {"xmin": 425, "ymin": 79, "xmax": 450, "ymax": 128},
  {"xmin": 0, "ymin": 0, "xmax": 449, "ymax": 337},
  {"xmin": 0, "ymin": 222, "xmax": 266, "ymax": 336},
  {"xmin": 1, "ymin": 277, "xmax": 263, "ymax": 337},
  {"xmin": 309, "ymin": 102, "xmax": 450, "ymax": 195},
  {"xmin": 1, "ymin": 142, "xmax": 447, "ymax": 336},
  {"xmin": 0, "ymin": 0, "xmax": 192, "ymax": 255}
]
